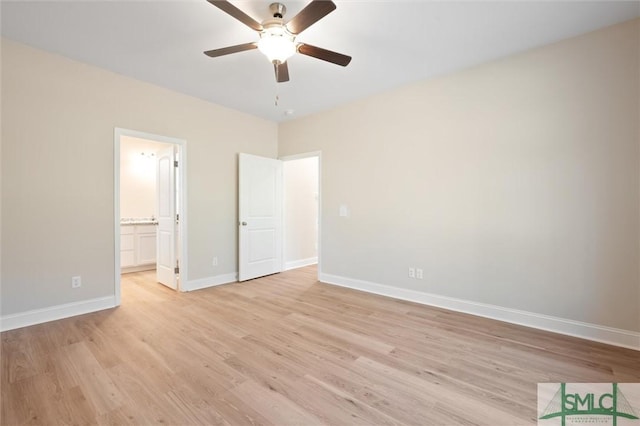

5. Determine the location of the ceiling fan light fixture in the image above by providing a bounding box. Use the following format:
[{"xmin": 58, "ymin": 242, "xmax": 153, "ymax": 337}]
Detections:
[
  {"xmin": 205, "ymin": 0, "xmax": 351, "ymax": 82},
  {"xmin": 257, "ymin": 29, "xmax": 296, "ymax": 64}
]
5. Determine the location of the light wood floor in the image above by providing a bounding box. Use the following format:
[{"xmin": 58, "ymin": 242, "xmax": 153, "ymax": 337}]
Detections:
[{"xmin": 2, "ymin": 266, "xmax": 639, "ymax": 425}]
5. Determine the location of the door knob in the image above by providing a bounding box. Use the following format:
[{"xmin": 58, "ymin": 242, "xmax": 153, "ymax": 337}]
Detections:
[{"xmin": 241, "ymin": 221, "xmax": 247, "ymax": 226}]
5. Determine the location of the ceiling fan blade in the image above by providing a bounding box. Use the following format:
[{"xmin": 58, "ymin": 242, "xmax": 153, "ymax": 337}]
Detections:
[
  {"xmin": 204, "ymin": 42, "xmax": 257, "ymax": 58},
  {"xmin": 206, "ymin": 0, "xmax": 263, "ymax": 32},
  {"xmin": 286, "ymin": 0, "xmax": 336, "ymax": 35},
  {"xmin": 274, "ymin": 62, "xmax": 290, "ymax": 83},
  {"xmin": 297, "ymin": 43, "xmax": 351, "ymax": 67}
]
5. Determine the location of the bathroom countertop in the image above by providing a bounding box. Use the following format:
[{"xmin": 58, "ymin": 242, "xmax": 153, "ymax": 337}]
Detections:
[{"xmin": 120, "ymin": 218, "xmax": 158, "ymax": 226}]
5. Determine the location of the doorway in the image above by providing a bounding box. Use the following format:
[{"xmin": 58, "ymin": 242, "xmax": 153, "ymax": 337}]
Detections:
[
  {"xmin": 281, "ymin": 152, "xmax": 320, "ymax": 274},
  {"xmin": 114, "ymin": 128, "xmax": 187, "ymax": 305},
  {"xmin": 237, "ymin": 152, "xmax": 321, "ymax": 282}
]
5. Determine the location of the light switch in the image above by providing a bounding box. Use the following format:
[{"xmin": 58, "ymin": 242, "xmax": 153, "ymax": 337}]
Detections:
[{"xmin": 339, "ymin": 204, "xmax": 349, "ymax": 217}]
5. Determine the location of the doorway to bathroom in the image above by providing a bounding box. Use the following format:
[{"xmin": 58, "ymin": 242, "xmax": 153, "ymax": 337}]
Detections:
[{"xmin": 114, "ymin": 128, "xmax": 187, "ymax": 305}]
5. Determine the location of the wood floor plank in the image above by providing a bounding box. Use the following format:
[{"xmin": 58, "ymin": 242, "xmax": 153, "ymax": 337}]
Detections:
[
  {"xmin": 55, "ymin": 342, "xmax": 125, "ymax": 415},
  {"xmin": 2, "ymin": 265, "xmax": 638, "ymax": 425},
  {"xmin": 305, "ymin": 364, "xmax": 442, "ymax": 425},
  {"xmin": 287, "ymin": 312, "xmax": 396, "ymax": 354},
  {"xmin": 302, "ymin": 373, "xmax": 402, "ymax": 426},
  {"xmin": 353, "ymin": 356, "xmax": 530, "ymax": 425},
  {"xmin": 202, "ymin": 388, "xmax": 274, "ymax": 426},
  {"xmin": 104, "ymin": 362, "xmax": 185, "ymax": 425},
  {"xmin": 230, "ymin": 379, "xmax": 325, "ymax": 426}
]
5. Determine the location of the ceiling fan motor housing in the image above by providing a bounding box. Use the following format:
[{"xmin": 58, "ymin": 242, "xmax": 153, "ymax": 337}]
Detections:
[
  {"xmin": 269, "ymin": 3, "xmax": 287, "ymax": 18},
  {"xmin": 261, "ymin": 18, "xmax": 288, "ymax": 34}
]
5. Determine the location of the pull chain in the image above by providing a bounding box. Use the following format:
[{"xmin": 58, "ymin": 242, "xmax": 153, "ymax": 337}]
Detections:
[
  {"xmin": 275, "ymin": 71, "xmax": 280, "ymax": 107},
  {"xmin": 274, "ymin": 61, "xmax": 281, "ymax": 108}
]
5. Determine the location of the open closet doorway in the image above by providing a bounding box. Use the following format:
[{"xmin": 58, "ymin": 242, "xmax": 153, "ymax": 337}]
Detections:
[
  {"xmin": 114, "ymin": 128, "xmax": 188, "ymax": 305},
  {"xmin": 281, "ymin": 152, "xmax": 320, "ymax": 275}
]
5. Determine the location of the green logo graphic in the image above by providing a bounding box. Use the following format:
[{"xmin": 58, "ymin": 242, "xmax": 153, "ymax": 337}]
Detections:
[{"xmin": 539, "ymin": 383, "xmax": 639, "ymax": 426}]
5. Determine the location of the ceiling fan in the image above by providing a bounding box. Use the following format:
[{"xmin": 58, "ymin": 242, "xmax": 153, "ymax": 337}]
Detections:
[{"xmin": 204, "ymin": 0, "xmax": 352, "ymax": 83}]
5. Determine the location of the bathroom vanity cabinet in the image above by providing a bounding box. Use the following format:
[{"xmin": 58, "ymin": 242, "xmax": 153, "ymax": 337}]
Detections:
[{"xmin": 120, "ymin": 223, "xmax": 157, "ymax": 272}]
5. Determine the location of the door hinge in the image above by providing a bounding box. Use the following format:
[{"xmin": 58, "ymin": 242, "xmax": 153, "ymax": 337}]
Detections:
[
  {"xmin": 176, "ymin": 213, "xmax": 179, "ymax": 222},
  {"xmin": 175, "ymin": 260, "xmax": 179, "ymax": 275},
  {"xmin": 174, "ymin": 160, "xmax": 178, "ymax": 167}
]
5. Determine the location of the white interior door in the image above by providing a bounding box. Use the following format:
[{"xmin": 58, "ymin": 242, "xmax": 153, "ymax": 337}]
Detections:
[
  {"xmin": 239, "ymin": 153, "xmax": 283, "ymax": 281},
  {"xmin": 156, "ymin": 145, "xmax": 177, "ymax": 289}
]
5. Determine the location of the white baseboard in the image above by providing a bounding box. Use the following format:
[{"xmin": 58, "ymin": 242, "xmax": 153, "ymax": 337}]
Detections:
[
  {"xmin": 0, "ymin": 296, "xmax": 117, "ymax": 332},
  {"xmin": 284, "ymin": 257, "xmax": 318, "ymax": 271},
  {"xmin": 318, "ymin": 273, "xmax": 640, "ymax": 351},
  {"xmin": 121, "ymin": 264, "xmax": 156, "ymax": 274},
  {"xmin": 184, "ymin": 272, "xmax": 238, "ymax": 292}
]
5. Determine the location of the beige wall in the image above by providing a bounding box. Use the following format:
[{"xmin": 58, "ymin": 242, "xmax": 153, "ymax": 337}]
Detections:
[
  {"xmin": 279, "ymin": 20, "xmax": 640, "ymax": 332},
  {"xmin": 283, "ymin": 156, "xmax": 318, "ymax": 267},
  {"xmin": 1, "ymin": 39, "xmax": 277, "ymax": 316},
  {"xmin": 120, "ymin": 136, "xmax": 166, "ymax": 219}
]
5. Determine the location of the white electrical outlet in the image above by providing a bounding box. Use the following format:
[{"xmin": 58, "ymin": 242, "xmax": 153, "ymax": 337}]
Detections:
[
  {"xmin": 71, "ymin": 276, "xmax": 82, "ymax": 288},
  {"xmin": 212, "ymin": 256, "xmax": 218, "ymax": 267},
  {"xmin": 416, "ymin": 268, "xmax": 424, "ymax": 279},
  {"xmin": 408, "ymin": 268, "xmax": 416, "ymax": 278}
]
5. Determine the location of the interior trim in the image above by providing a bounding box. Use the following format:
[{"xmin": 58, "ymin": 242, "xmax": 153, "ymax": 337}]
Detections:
[
  {"xmin": 183, "ymin": 272, "xmax": 238, "ymax": 292},
  {"xmin": 319, "ymin": 272, "xmax": 640, "ymax": 351},
  {"xmin": 0, "ymin": 296, "xmax": 116, "ymax": 332}
]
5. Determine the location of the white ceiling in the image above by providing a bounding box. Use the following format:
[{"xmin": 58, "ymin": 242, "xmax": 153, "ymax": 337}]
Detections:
[{"xmin": 2, "ymin": 1, "xmax": 639, "ymax": 122}]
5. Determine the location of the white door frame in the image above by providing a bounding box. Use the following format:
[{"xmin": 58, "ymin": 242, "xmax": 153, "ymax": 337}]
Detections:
[
  {"xmin": 114, "ymin": 128, "xmax": 188, "ymax": 305},
  {"xmin": 279, "ymin": 151, "xmax": 322, "ymax": 277}
]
